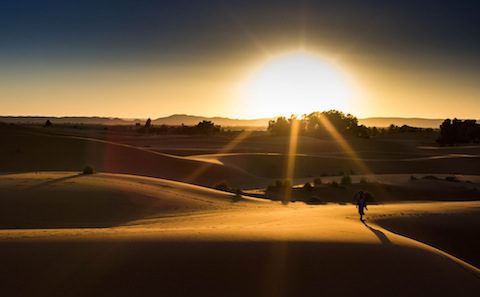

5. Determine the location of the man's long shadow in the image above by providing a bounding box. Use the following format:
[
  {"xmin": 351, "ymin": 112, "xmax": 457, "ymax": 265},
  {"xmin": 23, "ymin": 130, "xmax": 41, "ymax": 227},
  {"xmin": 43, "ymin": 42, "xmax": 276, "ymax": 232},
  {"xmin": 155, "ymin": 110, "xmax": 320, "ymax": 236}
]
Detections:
[{"xmin": 362, "ymin": 221, "xmax": 391, "ymax": 245}]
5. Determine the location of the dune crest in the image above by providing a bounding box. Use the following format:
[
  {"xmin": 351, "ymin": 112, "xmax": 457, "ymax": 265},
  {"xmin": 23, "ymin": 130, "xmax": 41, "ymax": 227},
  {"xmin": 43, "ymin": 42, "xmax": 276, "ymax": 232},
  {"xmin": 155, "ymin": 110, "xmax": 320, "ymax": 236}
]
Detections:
[{"xmin": 0, "ymin": 172, "xmax": 260, "ymax": 229}]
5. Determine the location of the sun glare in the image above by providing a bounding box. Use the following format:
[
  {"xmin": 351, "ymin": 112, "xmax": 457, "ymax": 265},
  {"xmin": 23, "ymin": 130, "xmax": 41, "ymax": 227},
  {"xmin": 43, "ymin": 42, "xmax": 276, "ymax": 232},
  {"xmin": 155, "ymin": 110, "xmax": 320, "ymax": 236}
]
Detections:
[{"xmin": 238, "ymin": 52, "xmax": 355, "ymax": 118}]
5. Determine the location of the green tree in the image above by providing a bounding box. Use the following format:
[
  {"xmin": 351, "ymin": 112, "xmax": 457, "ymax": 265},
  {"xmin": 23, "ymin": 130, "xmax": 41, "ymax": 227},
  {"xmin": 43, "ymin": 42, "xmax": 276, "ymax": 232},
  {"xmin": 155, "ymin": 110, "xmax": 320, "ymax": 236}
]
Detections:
[
  {"xmin": 267, "ymin": 110, "xmax": 361, "ymax": 138},
  {"xmin": 195, "ymin": 120, "xmax": 221, "ymax": 135},
  {"xmin": 267, "ymin": 116, "xmax": 290, "ymax": 136},
  {"xmin": 145, "ymin": 118, "xmax": 152, "ymax": 128}
]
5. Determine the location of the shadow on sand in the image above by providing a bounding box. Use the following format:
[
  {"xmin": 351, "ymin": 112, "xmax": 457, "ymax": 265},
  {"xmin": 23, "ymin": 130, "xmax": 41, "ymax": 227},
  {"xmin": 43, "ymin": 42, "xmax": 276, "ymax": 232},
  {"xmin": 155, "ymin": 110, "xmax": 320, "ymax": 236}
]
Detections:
[
  {"xmin": 363, "ymin": 221, "xmax": 391, "ymax": 245},
  {"xmin": 27, "ymin": 173, "xmax": 83, "ymax": 190}
]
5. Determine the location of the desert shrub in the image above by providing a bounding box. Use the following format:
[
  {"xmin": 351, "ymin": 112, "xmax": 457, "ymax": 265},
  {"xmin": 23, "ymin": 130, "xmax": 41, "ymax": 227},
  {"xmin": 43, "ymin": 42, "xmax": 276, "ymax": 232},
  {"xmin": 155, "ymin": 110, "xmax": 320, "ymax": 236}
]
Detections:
[
  {"xmin": 313, "ymin": 178, "xmax": 322, "ymax": 186},
  {"xmin": 282, "ymin": 179, "xmax": 292, "ymax": 190},
  {"xmin": 410, "ymin": 175, "xmax": 418, "ymax": 181},
  {"xmin": 214, "ymin": 182, "xmax": 229, "ymax": 192},
  {"xmin": 82, "ymin": 165, "xmax": 95, "ymax": 175},
  {"xmin": 266, "ymin": 179, "xmax": 293, "ymax": 203},
  {"xmin": 145, "ymin": 118, "xmax": 152, "ymax": 128},
  {"xmin": 303, "ymin": 182, "xmax": 313, "ymax": 191},
  {"xmin": 330, "ymin": 181, "xmax": 339, "ymax": 188},
  {"xmin": 266, "ymin": 185, "xmax": 276, "ymax": 193},
  {"xmin": 422, "ymin": 175, "xmax": 440, "ymax": 181},
  {"xmin": 445, "ymin": 176, "xmax": 459, "ymax": 182},
  {"xmin": 359, "ymin": 177, "xmax": 368, "ymax": 184},
  {"xmin": 231, "ymin": 189, "xmax": 243, "ymax": 202},
  {"xmin": 275, "ymin": 180, "xmax": 284, "ymax": 188},
  {"xmin": 341, "ymin": 175, "xmax": 352, "ymax": 185}
]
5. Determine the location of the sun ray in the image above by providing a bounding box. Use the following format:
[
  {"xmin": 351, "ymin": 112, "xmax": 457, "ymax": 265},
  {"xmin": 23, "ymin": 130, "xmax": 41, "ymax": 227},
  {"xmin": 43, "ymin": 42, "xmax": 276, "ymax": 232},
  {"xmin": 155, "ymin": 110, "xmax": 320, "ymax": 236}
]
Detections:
[
  {"xmin": 316, "ymin": 113, "xmax": 372, "ymax": 175},
  {"xmin": 283, "ymin": 118, "xmax": 300, "ymax": 204},
  {"xmin": 184, "ymin": 129, "xmax": 254, "ymax": 184},
  {"xmin": 219, "ymin": 2, "xmax": 272, "ymax": 58},
  {"xmin": 298, "ymin": 0, "xmax": 309, "ymax": 51}
]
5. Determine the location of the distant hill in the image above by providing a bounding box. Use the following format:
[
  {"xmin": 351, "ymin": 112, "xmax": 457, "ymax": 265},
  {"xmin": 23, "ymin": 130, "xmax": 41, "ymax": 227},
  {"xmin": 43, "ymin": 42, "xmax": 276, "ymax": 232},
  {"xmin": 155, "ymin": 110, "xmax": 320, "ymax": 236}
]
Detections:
[
  {"xmin": 0, "ymin": 116, "xmax": 135, "ymax": 125},
  {"xmin": 0, "ymin": 115, "xmax": 271, "ymax": 127},
  {"xmin": 152, "ymin": 114, "xmax": 271, "ymax": 127},
  {"xmin": 358, "ymin": 117, "xmax": 445, "ymax": 128},
  {"xmin": 2, "ymin": 115, "xmax": 472, "ymax": 129}
]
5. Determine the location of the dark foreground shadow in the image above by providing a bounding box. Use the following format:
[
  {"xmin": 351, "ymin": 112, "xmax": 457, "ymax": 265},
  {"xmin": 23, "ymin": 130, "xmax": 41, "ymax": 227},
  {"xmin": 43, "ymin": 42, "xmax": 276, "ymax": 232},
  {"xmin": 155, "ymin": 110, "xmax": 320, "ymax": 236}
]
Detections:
[
  {"xmin": 0, "ymin": 240, "xmax": 478, "ymax": 297},
  {"xmin": 375, "ymin": 213, "xmax": 480, "ymax": 268},
  {"xmin": 363, "ymin": 221, "xmax": 391, "ymax": 245}
]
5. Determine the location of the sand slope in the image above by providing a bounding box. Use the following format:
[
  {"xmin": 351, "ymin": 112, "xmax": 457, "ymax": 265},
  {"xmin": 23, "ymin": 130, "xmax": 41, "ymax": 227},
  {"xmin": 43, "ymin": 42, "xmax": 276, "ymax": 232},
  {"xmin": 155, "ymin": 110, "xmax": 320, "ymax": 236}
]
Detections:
[
  {"xmin": 0, "ymin": 172, "xmax": 260, "ymax": 228},
  {"xmin": 0, "ymin": 172, "xmax": 478, "ymax": 296},
  {"xmin": 208, "ymin": 152, "xmax": 480, "ymax": 178},
  {"xmin": 1, "ymin": 125, "xmax": 480, "ymax": 296},
  {"xmin": 3, "ymin": 125, "xmax": 480, "ymax": 190},
  {"xmin": 0, "ymin": 125, "xmax": 266, "ymax": 188},
  {"xmin": 371, "ymin": 204, "xmax": 480, "ymax": 268}
]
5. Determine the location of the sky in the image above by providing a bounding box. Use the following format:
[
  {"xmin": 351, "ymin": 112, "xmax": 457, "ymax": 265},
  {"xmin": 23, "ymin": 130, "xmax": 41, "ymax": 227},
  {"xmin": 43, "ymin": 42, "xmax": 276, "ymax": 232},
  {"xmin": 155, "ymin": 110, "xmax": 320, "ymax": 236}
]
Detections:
[{"xmin": 1, "ymin": 0, "xmax": 479, "ymax": 119}]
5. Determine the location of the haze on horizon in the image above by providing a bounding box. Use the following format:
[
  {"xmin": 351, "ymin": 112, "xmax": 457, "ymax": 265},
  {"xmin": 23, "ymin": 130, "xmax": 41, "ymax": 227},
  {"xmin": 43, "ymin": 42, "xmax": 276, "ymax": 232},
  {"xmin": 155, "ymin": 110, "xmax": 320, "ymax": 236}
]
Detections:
[{"xmin": 1, "ymin": 0, "xmax": 479, "ymax": 120}]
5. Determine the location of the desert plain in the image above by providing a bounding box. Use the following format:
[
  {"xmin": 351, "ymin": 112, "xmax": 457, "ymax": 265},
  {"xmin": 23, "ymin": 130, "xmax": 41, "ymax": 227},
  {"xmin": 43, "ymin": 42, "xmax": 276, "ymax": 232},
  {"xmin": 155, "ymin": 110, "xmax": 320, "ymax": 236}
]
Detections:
[{"xmin": 1, "ymin": 123, "xmax": 479, "ymax": 296}]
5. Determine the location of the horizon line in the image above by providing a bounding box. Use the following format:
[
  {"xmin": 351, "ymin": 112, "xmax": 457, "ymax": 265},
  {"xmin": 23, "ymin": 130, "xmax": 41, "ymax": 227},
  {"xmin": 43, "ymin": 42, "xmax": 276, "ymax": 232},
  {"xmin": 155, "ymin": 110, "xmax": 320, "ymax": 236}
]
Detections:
[{"xmin": 1, "ymin": 114, "xmax": 477, "ymax": 121}]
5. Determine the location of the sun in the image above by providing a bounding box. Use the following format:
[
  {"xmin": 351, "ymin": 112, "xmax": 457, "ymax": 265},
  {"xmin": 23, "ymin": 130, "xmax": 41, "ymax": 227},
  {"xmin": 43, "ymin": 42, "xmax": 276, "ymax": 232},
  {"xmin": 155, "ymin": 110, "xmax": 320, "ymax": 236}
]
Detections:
[{"xmin": 237, "ymin": 51, "xmax": 355, "ymax": 118}]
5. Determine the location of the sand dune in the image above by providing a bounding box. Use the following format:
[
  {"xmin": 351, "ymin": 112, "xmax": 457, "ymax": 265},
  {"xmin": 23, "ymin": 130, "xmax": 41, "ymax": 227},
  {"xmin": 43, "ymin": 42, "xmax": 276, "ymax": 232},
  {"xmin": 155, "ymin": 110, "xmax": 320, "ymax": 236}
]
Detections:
[
  {"xmin": 0, "ymin": 125, "xmax": 267, "ymax": 188},
  {"xmin": 0, "ymin": 172, "xmax": 261, "ymax": 228},
  {"xmin": 0, "ymin": 193, "xmax": 480, "ymax": 296},
  {"xmin": 372, "ymin": 207, "xmax": 480, "ymax": 267},
  {"xmin": 208, "ymin": 153, "xmax": 480, "ymax": 178},
  {"xmin": 280, "ymin": 174, "xmax": 480, "ymax": 203},
  {"xmin": 1, "ymin": 124, "xmax": 479, "ymax": 296},
  {"xmin": 4, "ymin": 125, "xmax": 480, "ymax": 191}
]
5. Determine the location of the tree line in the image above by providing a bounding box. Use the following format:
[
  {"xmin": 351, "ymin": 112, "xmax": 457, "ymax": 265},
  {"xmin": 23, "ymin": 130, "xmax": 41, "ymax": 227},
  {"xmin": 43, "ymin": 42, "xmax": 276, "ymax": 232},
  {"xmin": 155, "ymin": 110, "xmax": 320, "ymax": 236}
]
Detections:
[
  {"xmin": 267, "ymin": 110, "xmax": 433, "ymax": 139},
  {"xmin": 437, "ymin": 119, "xmax": 480, "ymax": 145},
  {"xmin": 138, "ymin": 119, "xmax": 222, "ymax": 135}
]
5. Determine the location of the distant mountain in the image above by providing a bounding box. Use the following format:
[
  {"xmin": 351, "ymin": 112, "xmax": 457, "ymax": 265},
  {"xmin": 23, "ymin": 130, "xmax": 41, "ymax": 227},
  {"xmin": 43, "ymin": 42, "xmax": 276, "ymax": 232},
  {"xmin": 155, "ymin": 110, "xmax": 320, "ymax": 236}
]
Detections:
[
  {"xmin": 0, "ymin": 116, "xmax": 136, "ymax": 125},
  {"xmin": 358, "ymin": 117, "xmax": 445, "ymax": 128},
  {"xmin": 152, "ymin": 114, "xmax": 271, "ymax": 127},
  {"xmin": 0, "ymin": 115, "xmax": 271, "ymax": 127},
  {"xmin": 2, "ymin": 115, "xmax": 470, "ymax": 129}
]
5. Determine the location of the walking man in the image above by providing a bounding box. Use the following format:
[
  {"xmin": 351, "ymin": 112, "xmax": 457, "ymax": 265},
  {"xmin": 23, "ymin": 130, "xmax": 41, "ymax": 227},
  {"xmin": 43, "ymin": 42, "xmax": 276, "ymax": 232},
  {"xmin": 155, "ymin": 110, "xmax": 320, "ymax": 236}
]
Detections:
[{"xmin": 355, "ymin": 191, "xmax": 368, "ymax": 221}]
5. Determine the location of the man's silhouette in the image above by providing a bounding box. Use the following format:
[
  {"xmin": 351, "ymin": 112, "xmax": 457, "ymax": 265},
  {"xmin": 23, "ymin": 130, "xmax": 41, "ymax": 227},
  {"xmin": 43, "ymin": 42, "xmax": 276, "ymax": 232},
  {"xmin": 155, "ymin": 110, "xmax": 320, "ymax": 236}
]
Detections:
[{"xmin": 355, "ymin": 191, "xmax": 368, "ymax": 221}]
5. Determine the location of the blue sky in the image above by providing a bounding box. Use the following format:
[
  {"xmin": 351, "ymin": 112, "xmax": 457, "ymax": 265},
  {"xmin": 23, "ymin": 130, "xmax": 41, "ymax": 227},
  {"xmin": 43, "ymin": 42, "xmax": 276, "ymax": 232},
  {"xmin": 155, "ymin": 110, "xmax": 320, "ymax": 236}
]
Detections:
[{"xmin": 1, "ymin": 0, "xmax": 479, "ymax": 118}]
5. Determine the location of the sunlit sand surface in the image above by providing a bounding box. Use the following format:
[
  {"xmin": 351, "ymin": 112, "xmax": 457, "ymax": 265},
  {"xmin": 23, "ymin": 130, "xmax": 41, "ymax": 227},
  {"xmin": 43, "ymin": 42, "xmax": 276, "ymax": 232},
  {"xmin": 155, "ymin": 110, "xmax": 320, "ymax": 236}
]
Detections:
[
  {"xmin": 1, "ymin": 125, "xmax": 479, "ymax": 296},
  {"xmin": 0, "ymin": 172, "xmax": 479, "ymax": 296}
]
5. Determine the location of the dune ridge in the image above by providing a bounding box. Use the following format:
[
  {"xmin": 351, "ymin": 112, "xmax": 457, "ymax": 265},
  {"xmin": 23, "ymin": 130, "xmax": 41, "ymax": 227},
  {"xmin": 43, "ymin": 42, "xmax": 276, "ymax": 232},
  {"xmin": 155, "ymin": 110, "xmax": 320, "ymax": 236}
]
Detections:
[
  {"xmin": 0, "ymin": 171, "xmax": 479, "ymax": 296},
  {"xmin": 0, "ymin": 172, "xmax": 262, "ymax": 229},
  {"xmin": 0, "ymin": 125, "xmax": 267, "ymax": 188},
  {"xmin": 1, "ymin": 124, "xmax": 480, "ymax": 296}
]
